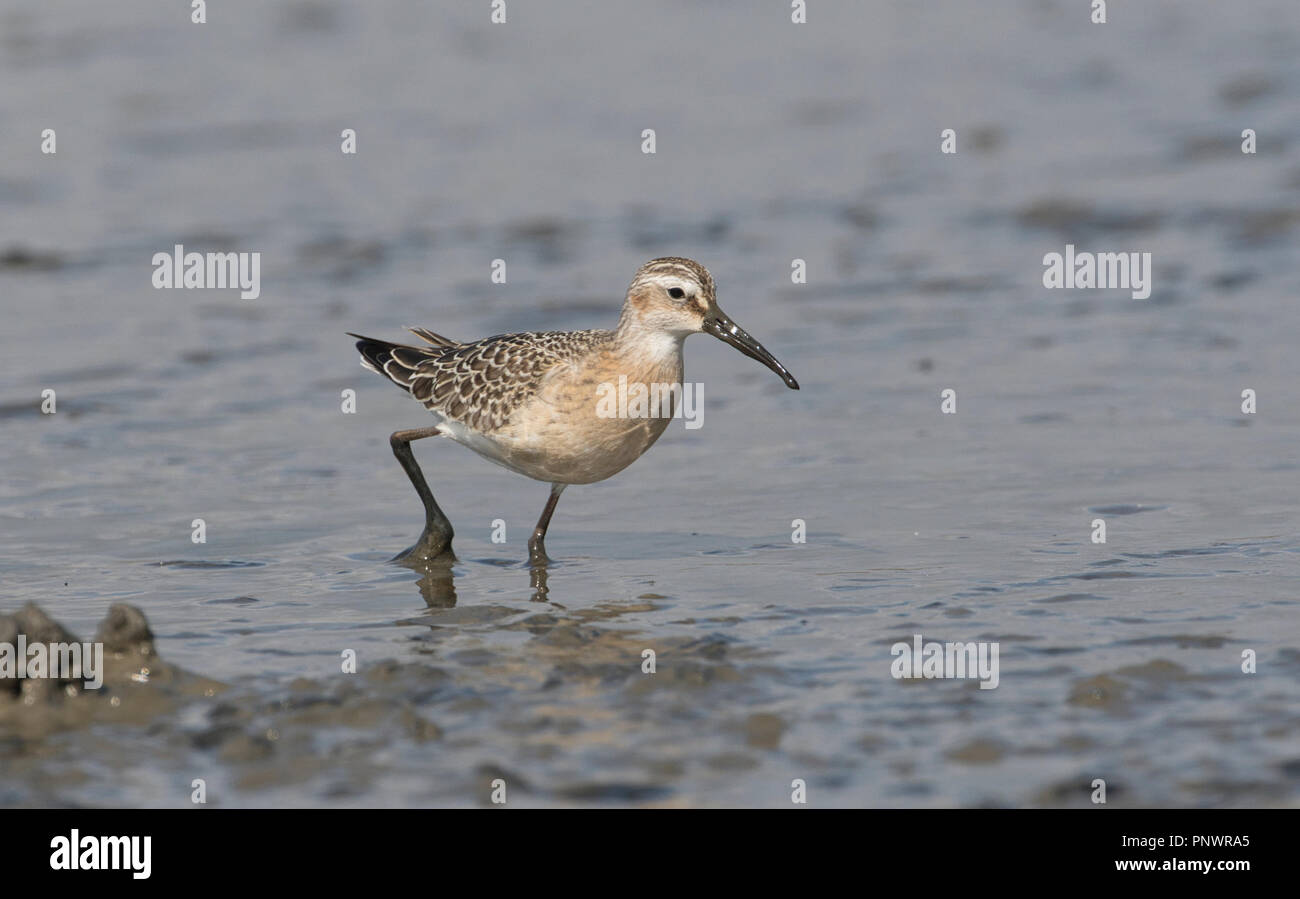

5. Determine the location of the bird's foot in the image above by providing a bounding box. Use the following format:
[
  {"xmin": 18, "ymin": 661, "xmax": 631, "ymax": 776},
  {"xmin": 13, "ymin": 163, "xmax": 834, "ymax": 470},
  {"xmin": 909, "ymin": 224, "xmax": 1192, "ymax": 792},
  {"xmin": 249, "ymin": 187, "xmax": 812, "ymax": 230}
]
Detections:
[
  {"xmin": 527, "ymin": 534, "xmax": 552, "ymax": 568},
  {"xmin": 392, "ymin": 522, "xmax": 455, "ymax": 566}
]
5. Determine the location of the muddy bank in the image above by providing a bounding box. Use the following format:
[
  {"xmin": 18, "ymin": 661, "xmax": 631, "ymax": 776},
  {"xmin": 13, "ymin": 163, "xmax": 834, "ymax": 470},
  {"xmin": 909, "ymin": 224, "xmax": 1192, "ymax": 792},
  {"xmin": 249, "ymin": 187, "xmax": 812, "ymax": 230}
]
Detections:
[
  {"xmin": 1, "ymin": 603, "xmax": 449, "ymax": 806},
  {"xmin": 0, "ymin": 603, "xmax": 222, "ymax": 739}
]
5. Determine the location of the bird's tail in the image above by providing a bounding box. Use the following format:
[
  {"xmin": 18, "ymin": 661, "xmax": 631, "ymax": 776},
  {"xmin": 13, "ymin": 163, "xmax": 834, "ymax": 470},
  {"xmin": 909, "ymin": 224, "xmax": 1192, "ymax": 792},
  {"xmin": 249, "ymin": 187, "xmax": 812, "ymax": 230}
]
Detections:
[{"xmin": 348, "ymin": 332, "xmax": 428, "ymax": 393}]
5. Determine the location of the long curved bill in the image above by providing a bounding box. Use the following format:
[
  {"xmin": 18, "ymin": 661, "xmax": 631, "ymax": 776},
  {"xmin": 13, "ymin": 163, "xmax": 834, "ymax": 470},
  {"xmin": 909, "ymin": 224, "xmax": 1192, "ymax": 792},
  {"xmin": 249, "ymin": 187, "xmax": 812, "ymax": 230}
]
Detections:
[{"xmin": 704, "ymin": 308, "xmax": 800, "ymax": 389}]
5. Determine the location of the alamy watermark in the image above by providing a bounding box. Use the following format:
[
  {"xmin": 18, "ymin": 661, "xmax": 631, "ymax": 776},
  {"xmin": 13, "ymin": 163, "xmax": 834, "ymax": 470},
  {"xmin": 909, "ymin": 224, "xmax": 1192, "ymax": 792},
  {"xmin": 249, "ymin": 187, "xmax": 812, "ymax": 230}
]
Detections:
[
  {"xmin": 152, "ymin": 244, "xmax": 261, "ymax": 299},
  {"xmin": 0, "ymin": 637, "xmax": 103, "ymax": 689},
  {"xmin": 595, "ymin": 375, "xmax": 704, "ymax": 429},
  {"xmin": 50, "ymin": 830, "xmax": 150, "ymax": 880},
  {"xmin": 1042, "ymin": 244, "xmax": 1151, "ymax": 299},
  {"xmin": 890, "ymin": 634, "xmax": 999, "ymax": 690}
]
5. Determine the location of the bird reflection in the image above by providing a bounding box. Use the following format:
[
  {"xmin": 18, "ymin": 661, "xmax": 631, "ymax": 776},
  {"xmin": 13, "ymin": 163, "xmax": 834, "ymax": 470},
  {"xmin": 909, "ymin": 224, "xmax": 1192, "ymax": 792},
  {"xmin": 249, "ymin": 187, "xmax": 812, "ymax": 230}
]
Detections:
[
  {"xmin": 395, "ymin": 554, "xmax": 457, "ymax": 608},
  {"xmin": 395, "ymin": 554, "xmax": 554, "ymax": 607},
  {"xmin": 529, "ymin": 563, "xmax": 549, "ymax": 602}
]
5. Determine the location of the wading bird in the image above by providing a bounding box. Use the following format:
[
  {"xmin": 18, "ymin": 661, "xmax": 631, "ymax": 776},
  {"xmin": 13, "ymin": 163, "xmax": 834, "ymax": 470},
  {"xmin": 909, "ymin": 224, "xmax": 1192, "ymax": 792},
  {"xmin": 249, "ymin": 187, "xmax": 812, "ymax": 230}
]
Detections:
[{"xmin": 350, "ymin": 257, "xmax": 798, "ymax": 565}]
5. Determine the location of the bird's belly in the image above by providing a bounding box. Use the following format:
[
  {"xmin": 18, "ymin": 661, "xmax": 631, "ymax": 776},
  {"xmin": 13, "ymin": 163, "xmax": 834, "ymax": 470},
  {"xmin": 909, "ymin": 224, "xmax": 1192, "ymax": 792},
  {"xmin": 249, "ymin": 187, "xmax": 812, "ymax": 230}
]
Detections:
[
  {"xmin": 440, "ymin": 340, "xmax": 684, "ymax": 485},
  {"xmin": 481, "ymin": 409, "xmax": 671, "ymax": 484}
]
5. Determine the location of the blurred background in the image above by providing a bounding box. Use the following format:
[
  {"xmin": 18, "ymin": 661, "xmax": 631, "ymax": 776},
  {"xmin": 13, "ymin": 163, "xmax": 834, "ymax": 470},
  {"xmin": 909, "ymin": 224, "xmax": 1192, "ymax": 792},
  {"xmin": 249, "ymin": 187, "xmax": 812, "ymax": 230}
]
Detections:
[{"xmin": 1, "ymin": 0, "xmax": 1298, "ymax": 806}]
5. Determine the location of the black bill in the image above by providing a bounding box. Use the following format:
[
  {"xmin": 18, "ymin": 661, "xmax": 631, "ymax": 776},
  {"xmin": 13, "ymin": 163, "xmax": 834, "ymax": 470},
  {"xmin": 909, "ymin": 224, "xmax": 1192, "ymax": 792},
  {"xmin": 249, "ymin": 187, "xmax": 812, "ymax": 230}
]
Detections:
[{"xmin": 704, "ymin": 309, "xmax": 800, "ymax": 390}]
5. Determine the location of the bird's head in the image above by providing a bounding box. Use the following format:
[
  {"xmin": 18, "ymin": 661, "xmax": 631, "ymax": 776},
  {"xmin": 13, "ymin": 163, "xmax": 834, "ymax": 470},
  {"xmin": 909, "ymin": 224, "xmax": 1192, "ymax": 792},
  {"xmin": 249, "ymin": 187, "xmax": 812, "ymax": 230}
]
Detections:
[{"xmin": 621, "ymin": 256, "xmax": 799, "ymax": 389}]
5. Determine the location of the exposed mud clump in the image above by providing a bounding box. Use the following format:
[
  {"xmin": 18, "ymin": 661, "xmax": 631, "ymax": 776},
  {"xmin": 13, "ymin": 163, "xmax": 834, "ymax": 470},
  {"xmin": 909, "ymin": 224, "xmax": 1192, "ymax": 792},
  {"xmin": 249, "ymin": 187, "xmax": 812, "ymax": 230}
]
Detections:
[
  {"xmin": 1, "ymin": 606, "xmax": 449, "ymax": 805},
  {"xmin": 0, "ymin": 602, "xmax": 225, "ymax": 739}
]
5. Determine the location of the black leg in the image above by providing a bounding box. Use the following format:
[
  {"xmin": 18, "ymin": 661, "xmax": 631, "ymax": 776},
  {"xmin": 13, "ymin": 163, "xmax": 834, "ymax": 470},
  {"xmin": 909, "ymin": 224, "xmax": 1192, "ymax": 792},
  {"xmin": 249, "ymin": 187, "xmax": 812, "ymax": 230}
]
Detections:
[
  {"xmin": 389, "ymin": 426, "xmax": 455, "ymax": 564},
  {"xmin": 527, "ymin": 482, "xmax": 566, "ymax": 566}
]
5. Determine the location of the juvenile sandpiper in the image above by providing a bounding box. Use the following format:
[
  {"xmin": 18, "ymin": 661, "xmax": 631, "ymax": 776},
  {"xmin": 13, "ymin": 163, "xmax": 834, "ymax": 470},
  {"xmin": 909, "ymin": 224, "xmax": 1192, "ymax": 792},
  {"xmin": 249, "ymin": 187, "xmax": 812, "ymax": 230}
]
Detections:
[{"xmin": 350, "ymin": 257, "xmax": 799, "ymax": 565}]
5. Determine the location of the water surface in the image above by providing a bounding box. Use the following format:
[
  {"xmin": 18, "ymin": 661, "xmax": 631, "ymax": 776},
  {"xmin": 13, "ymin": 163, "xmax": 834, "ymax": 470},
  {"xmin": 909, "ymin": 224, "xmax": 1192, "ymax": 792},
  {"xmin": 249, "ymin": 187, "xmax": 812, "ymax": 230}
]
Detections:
[{"xmin": 2, "ymin": 0, "xmax": 1298, "ymax": 807}]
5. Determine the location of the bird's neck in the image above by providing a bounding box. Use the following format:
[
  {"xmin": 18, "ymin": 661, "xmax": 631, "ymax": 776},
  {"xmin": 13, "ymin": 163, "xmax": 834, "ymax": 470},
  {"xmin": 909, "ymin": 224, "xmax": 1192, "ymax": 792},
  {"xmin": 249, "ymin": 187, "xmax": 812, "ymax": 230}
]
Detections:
[
  {"xmin": 612, "ymin": 315, "xmax": 687, "ymax": 361},
  {"xmin": 608, "ymin": 317, "xmax": 688, "ymax": 389}
]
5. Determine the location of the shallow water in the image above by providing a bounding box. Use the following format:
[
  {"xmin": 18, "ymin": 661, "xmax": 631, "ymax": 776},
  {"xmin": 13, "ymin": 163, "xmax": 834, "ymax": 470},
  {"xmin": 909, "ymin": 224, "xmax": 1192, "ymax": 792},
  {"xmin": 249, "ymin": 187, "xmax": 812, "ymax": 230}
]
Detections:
[{"xmin": 2, "ymin": 0, "xmax": 1299, "ymax": 807}]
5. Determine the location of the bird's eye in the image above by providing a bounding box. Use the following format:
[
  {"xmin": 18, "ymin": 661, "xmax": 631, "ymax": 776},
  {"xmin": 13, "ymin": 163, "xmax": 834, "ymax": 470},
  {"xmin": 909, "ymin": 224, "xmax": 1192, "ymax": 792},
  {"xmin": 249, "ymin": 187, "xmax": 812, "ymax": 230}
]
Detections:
[{"xmin": 668, "ymin": 287, "xmax": 686, "ymax": 299}]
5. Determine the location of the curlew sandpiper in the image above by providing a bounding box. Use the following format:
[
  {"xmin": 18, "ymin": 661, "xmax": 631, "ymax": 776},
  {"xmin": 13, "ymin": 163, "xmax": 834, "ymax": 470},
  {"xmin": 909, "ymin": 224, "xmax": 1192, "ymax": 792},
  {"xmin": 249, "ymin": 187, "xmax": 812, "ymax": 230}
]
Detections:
[{"xmin": 350, "ymin": 256, "xmax": 798, "ymax": 565}]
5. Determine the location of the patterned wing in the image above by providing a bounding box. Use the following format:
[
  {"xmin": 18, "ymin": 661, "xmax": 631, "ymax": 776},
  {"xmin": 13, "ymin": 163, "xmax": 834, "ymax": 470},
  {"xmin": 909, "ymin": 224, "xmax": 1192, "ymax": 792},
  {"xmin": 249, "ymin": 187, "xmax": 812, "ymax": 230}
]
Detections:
[{"xmin": 352, "ymin": 329, "xmax": 610, "ymax": 432}]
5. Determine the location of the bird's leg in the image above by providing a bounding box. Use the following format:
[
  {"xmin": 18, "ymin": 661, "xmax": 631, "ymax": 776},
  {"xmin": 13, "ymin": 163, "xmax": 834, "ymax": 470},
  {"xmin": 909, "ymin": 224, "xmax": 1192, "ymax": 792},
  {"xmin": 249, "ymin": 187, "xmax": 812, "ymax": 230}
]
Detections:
[
  {"xmin": 527, "ymin": 483, "xmax": 566, "ymax": 566},
  {"xmin": 389, "ymin": 426, "xmax": 455, "ymax": 564}
]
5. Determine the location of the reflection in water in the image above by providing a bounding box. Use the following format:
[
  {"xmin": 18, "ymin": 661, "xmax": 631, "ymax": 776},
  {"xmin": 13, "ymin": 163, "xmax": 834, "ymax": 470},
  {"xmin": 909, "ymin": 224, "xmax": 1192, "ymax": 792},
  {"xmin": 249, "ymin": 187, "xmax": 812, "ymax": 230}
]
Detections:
[
  {"xmin": 395, "ymin": 555, "xmax": 554, "ymax": 606},
  {"xmin": 529, "ymin": 563, "xmax": 549, "ymax": 603},
  {"xmin": 396, "ymin": 555, "xmax": 457, "ymax": 608}
]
